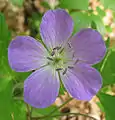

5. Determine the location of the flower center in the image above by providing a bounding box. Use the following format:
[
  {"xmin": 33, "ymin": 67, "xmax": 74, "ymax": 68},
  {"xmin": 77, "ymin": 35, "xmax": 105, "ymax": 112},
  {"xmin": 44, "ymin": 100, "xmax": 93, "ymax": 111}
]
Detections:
[
  {"xmin": 46, "ymin": 46, "xmax": 66, "ymax": 70},
  {"xmin": 53, "ymin": 57, "xmax": 61, "ymax": 64},
  {"xmin": 46, "ymin": 45, "xmax": 76, "ymax": 75}
]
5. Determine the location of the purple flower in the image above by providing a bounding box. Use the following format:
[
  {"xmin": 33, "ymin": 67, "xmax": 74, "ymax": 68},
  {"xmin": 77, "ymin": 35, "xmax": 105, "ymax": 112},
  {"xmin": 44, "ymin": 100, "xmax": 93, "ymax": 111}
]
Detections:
[{"xmin": 8, "ymin": 9, "xmax": 106, "ymax": 108}]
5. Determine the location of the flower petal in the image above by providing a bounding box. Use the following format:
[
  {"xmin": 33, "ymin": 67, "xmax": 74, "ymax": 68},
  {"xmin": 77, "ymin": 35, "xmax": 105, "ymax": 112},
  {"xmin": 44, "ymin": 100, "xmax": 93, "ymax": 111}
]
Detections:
[
  {"xmin": 24, "ymin": 67, "xmax": 59, "ymax": 108},
  {"xmin": 61, "ymin": 63, "xmax": 102, "ymax": 101},
  {"xmin": 70, "ymin": 28, "xmax": 106, "ymax": 65},
  {"xmin": 40, "ymin": 9, "xmax": 73, "ymax": 48},
  {"xmin": 8, "ymin": 36, "xmax": 46, "ymax": 72}
]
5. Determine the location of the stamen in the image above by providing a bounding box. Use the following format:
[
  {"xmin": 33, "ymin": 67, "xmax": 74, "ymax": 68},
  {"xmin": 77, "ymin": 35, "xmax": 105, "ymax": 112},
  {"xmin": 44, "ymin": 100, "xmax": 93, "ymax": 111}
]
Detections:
[
  {"xmin": 57, "ymin": 46, "xmax": 61, "ymax": 50},
  {"xmin": 51, "ymin": 50, "xmax": 55, "ymax": 56},
  {"xmin": 32, "ymin": 70, "xmax": 35, "ymax": 72},
  {"xmin": 68, "ymin": 66, "xmax": 74, "ymax": 69},
  {"xmin": 53, "ymin": 46, "xmax": 61, "ymax": 50},
  {"xmin": 74, "ymin": 59, "xmax": 79, "ymax": 64},
  {"xmin": 47, "ymin": 57, "xmax": 53, "ymax": 61},
  {"xmin": 56, "ymin": 68, "xmax": 63, "ymax": 71},
  {"xmin": 51, "ymin": 46, "xmax": 61, "ymax": 56},
  {"xmin": 59, "ymin": 48, "xmax": 64, "ymax": 54},
  {"xmin": 68, "ymin": 43, "xmax": 71, "ymax": 48},
  {"xmin": 63, "ymin": 68, "xmax": 67, "ymax": 75}
]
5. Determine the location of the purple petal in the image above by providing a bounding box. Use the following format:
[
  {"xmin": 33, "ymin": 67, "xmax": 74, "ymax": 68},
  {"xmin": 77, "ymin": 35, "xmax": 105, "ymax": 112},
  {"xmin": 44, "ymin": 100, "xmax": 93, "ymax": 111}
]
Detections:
[
  {"xmin": 70, "ymin": 28, "xmax": 106, "ymax": 65},
  {"xmin": 24, "ymin": 67, "xmax": 59, "ymax": 108},
  {"xmin": 40, "ymin": 9, "xmax": 73, "ymax": 48},
  {"xmin": 8, "ymin": 36, "xmax": 46, "ymax": 72},
  {"xmin": 61, "ymin": 63, "xmax": 102, "ymax": 101}
]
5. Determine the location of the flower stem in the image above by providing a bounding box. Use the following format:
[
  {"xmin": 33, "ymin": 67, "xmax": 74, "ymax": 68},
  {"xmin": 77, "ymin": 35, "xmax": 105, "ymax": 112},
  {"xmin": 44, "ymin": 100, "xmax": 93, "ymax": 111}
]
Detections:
[
  {"xmin": 49, "ymin": 97, "xmax": 73, "ymax": 115},
  {"xmin": 31, "ymin": 97, "xmax": 73, "ymax": 120},
  {"xmin": 26, "ymin": 104, "xmax": 32, "ymax": 120},
  {"xmin": 100, "ymin": 50, "xmax": 111, "ymax": 73}
]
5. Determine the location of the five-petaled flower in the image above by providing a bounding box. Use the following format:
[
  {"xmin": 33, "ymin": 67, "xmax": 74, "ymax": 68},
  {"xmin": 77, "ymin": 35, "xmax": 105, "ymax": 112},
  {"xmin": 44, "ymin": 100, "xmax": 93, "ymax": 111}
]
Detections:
[{"xmin": 8, "ymin": 9, "xmax": 106, "ymax": 108}]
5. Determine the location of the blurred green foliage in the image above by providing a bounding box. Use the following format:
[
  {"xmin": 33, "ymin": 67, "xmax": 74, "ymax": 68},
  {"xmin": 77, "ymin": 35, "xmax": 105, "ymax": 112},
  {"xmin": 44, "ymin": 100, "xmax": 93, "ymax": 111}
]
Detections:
[
  {"xmin": 60, "ymin": 0, "xmax": 88, "ymax": 10},
  {"xmin": 100, "ymin": 0, "xmax": 115, "ymax": 11},
  {"xmin": 98, "ymin": 92, "xmax": 115, "ymax": 120},
  {"xmin": 10, "ymin": 0, "xmax": 24, "ymax": 7}
]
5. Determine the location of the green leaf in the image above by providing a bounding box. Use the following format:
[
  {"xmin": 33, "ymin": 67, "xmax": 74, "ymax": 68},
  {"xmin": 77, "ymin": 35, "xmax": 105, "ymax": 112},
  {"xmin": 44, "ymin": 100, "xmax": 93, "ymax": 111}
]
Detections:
[
  {"xmin": 0, "ymin": 13, "xmax": 13, "ymax": 91},
  {"xmin": 13, "ymin": 71, "xmax": 31, "ymax": 82},
  {"xmin": 96, "ymin": 7, "xmax": 106, "ymax": 17},
  {"xmin": 105, "ymin": 26, "xmax": 112, "ymax": 33},
  {"xmin": 60, "ymin": 0, "xmax": 88, "ymax": 10},
  {"xmin": 32, "ymin": 105, "xmax": 60, "ymax": 118},
  {"xmin": 71, "ymin": 12, "xmax": 91, "ymax": 33},
  {"xmin": 91, "ymin": 14, "xmax": 105, "ymax": 35},
  {"xmin": 0, "ymin": 81, "xmax": 13, "ymax": 120},
  {"xmin": 10, "ymin": 0, "xmax": 24, "ymax": 7},
  {"xmin": 0, "ymin": 13, "xmax": 11, "ymax": 69},
  {"xmin": 105, "ymin": 37, "xmax": 110, "ymax": 49},
  {"xmin": 94, "ymin": 46, "xmax": 115, "ymax": 86},
  {"xmin": 13, "ymin": 101, "xmax": 26, "ymax": 120},
  {"xmin": 0, "ymin": 81, "xmax": 26, "ymax": 120},
  {"xmin": 100, "ymin": 49, "xmax": 115, "ymax": 86},
  {"xmin": 41, "ymin": 1, "xmax": 50, "ymax": 9},
  {"xmin": 0, "ymin": 13, "xmax": 26, "ymax": 120},
  {"xmin": 98, "ymin": 92, "xmax": 115, "ymax": 120},
  {"xmin": 71, "ymin": 11, "xmax": 105, "ymax": 35},
  {"xmin": 0, "ymin": 73, "xmax": 12, "ymax": 92},
  {"xmin": 100, "ymin": 0, "xmax": 115, "ymax": 11}
]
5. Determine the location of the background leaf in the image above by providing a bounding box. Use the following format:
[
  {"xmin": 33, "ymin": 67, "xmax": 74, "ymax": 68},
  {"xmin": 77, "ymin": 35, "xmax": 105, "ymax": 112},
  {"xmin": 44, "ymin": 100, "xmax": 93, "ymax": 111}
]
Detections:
[
  {"xmin": 91, "ymin": 14, "xmax": 106, "ymax": 35},
  {"xmin": 32, "ymin": 105, "xmax": 60, "ymax": 120},
  {"xmin": 0, "ymin": 13, "xmax": 11, "ymax": 71},
  {"xmin": 0, "ymin": 13, "xmax": 13, "ymax": 91},
  {"xmin": 10, "ymin": 0, "xmax": 24, "ymax": 7},
  {"xmin": 0, "ymin": 81, "xmax": 13, "ymax": 120},
  {"xmin": 13, "ymin": 101, "xmax": 26, "ymax": 120},
  {"xmin": 71, "ymin": 12, "xmax": 91, "ymax": 33},
  {"xmin": 101, "ymin": 49, "xmax": 115, "ymax": 86},
  {"xmin": 98, "ymin": 92, "xmax": 115, "ymax": 120},
  {"xmin": 60, "ymin": 0, "xmax": 88, "ymax": 10},
  {"xmin": 0, "ymin": 13, "xmax": 27, "ymax": 120},
  {"xmin": 0, "ymin": 81, "xmax": 26, "ymax": 120},
  {"xmin": 100, "ymin": 0, "xmax": 115, "ymax": 11},
  {"xmin": 71, "ymin": 10, "xmax": 105, "ymax": 35}
]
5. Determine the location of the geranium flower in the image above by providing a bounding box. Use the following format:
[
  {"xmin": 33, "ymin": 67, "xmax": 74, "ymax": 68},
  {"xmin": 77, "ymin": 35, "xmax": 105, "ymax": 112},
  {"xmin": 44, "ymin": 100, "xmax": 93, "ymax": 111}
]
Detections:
[{"xmin": 8, "ymin": 9, "xmax": 106, "ymax": 108}]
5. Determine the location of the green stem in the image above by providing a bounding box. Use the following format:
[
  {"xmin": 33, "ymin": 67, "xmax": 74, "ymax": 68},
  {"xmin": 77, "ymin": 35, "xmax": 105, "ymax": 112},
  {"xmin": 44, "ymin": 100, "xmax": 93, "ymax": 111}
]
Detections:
[
  {"xmin": 31, "ymin": 97, "xmax": 73, "ymax": 120},
  {"xmin": 13, "ymin": 96, "xmax": 23, "ymax": 101},
  {"xmin": 26, "ymin": 104, "xmax": 32, "ymax": 120},
  {"xmin": 49, "ymin": 97, "xmax": 73, "ymax": 115},
  {"xmin": 58, "ymin": 71, "xmax": 66, "ymax": 94},
  {"xmin": 70, "ymin": 9, "xmax": 90, "ymax": 13},
  {"xmin": 32, "ymin": 113, "xmax": 97, "ymax": 120},
  {"xmin": 100, "ymin": 50, "xmax": 111, "ymax": 73}
]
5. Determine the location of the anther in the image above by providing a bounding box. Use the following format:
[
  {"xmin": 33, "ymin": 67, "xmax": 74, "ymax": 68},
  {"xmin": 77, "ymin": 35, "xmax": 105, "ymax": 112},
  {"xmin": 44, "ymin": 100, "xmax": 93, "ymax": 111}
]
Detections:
[
  {"xmin": 51, "ymin": 50, "xmax": 55, "ymax": 56},
  {"xmin": 56, "ymin": 68, "xmax": 63, "ymax": 71},
  {"xmin": 53, "ymin": 46, "xmax": 61, "ymax": 50},
  {"xmin": 63, "ymin": 68, "xmax": 67, "ymax": 75},
  {"xmin": 74, "ymin": 59, "xmax": 79, "ymax": 64},
  {"xmin": 68, "ymin": 43, "xmax": 71, "ymax": 48},
  {"xmin": 51, "ymin": 46, "xmax": 61, "ymax": 56},
  {"xmin": 68, "ymin": 66, "xmax": 74, "ymax": 69}
]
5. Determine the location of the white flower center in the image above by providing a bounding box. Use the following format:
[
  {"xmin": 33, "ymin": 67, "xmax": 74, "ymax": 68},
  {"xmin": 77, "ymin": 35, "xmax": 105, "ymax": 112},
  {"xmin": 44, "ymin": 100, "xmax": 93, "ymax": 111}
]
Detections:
[{"xmin": 46, "ymin": 45, "xmax": 76, "ymax": 75}]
